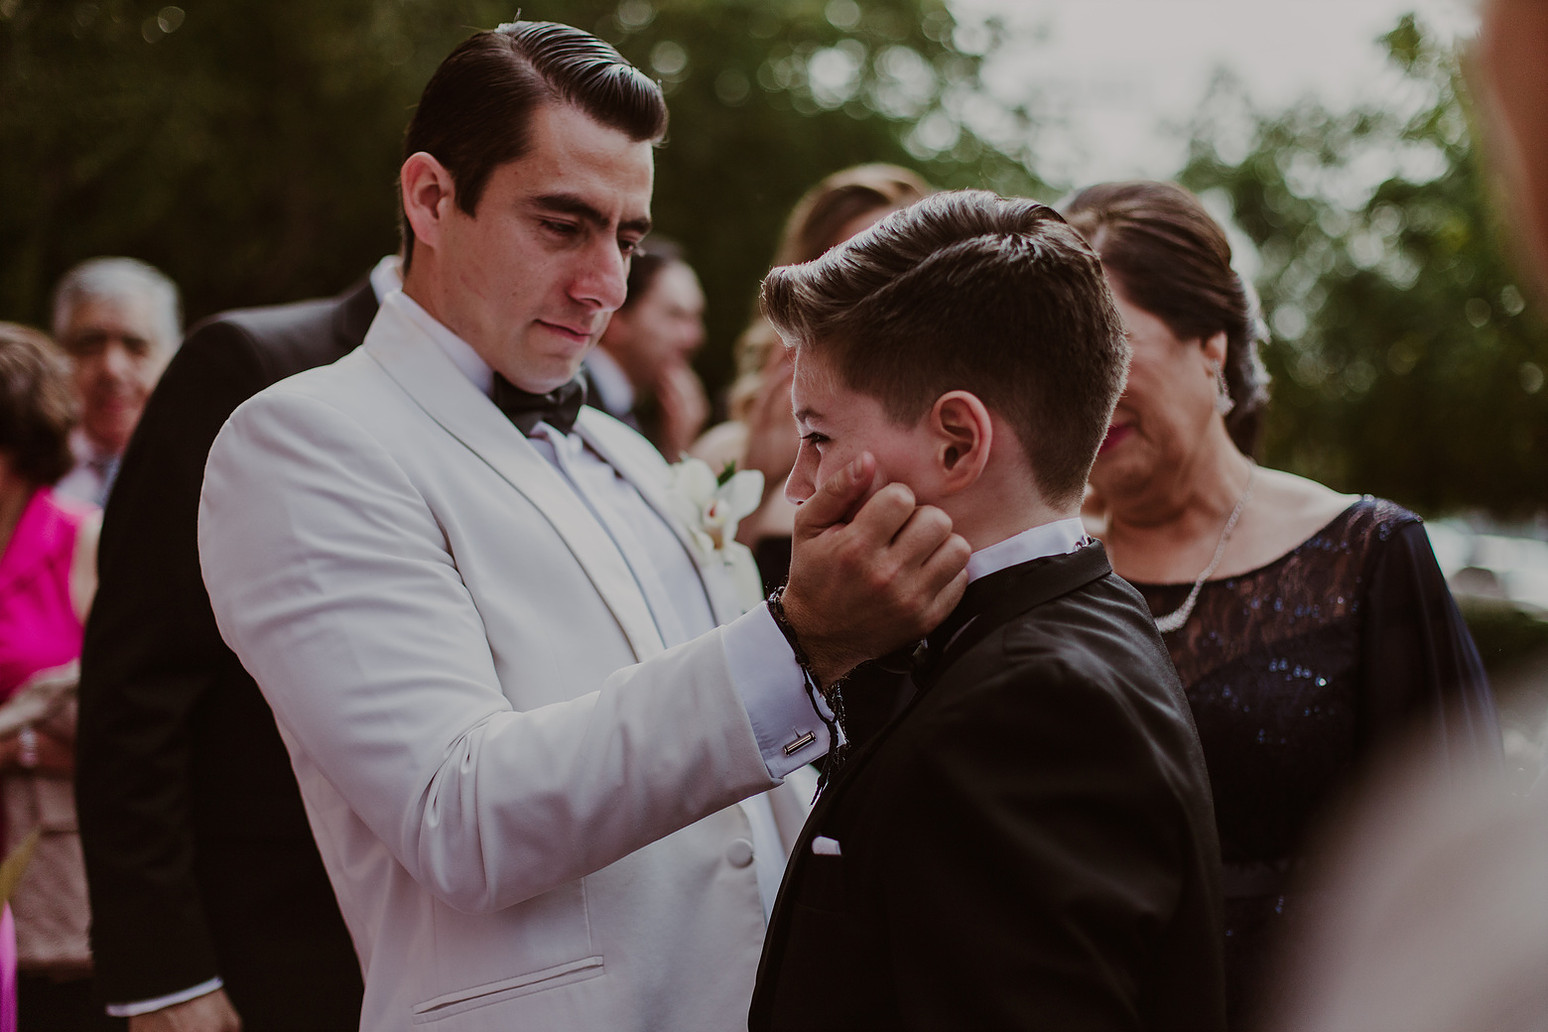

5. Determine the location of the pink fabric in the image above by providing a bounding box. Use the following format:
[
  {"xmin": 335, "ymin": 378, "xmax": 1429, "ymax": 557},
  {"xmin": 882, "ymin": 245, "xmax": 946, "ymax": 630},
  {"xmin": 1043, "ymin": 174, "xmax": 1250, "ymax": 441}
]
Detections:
[
  {"xmin": 0, "ymin": 906, "xmax": 13, "ymax": 1032},
  {"xmin": 0, "ymin": 489, "xmax": 88, "ymax": 700},
  {"xmin": 0, "ymin": 489, "xmax": 88, "ymax": 1026}
]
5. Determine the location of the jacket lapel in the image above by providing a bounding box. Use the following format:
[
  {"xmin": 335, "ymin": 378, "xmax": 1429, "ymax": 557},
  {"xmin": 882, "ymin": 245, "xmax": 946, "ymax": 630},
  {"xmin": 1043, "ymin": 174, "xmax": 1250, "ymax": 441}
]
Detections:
[
  {"xmin": 913, "ymin": 542, "xmax": 1113, "ymax": 691},
  {"xmin": 577, "ymin": 412, "xmax": 741, "ymax": 625},
  {"xmin": 810, "ymin": 544, "xmax": 1114, "ymax": 802},
  {"xmin": 360, "ymin": 305, "xmax": 667, "ymax": 661}
]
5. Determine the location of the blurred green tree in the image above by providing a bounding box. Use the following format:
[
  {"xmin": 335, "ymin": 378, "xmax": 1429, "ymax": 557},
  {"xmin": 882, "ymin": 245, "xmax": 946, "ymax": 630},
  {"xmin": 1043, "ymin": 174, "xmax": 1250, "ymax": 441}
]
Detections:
[
  {"xmin": 1180, "ymin": 14, "xmax": 1548, "ymax": 518},
  {"xmin": 0, "ymin": 0, "xmax": 470, "ymax": 323},
  {"xmin": 0, "ymin": 0, "xmax": 1042, "ymax": 399}
]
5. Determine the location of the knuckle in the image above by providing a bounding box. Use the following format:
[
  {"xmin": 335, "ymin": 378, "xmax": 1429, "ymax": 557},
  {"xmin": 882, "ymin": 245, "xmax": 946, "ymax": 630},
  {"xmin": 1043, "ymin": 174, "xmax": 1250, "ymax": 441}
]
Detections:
[
  {"xmin": 918, "ymin": 507, "xmax": 953, "ymax": 539},
  {"xmin": 875, "ymin": 482, "xmax": 914, "ymax": 509}
]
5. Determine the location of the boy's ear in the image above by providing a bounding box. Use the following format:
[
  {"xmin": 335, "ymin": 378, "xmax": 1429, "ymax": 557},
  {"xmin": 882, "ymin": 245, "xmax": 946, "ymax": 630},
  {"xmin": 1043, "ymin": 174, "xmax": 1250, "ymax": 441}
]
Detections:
[
  {"xmin": 400, "ymin": 151, "xmax": 457, "ymax": 254},
  {"xmin": 930, "ymin": 390, "xmax": 992, "ymax": 494},
  {"xmin": 1200, "ymin": 329, "xmax": 1229, "ymax": 369}
]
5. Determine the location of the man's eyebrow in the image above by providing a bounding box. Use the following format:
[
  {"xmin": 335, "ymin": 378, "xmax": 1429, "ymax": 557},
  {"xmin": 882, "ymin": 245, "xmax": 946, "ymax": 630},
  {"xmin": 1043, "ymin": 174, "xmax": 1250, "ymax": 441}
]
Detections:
[{"xmin": 532, "ymin": 194, "xmax": 652, "ymax": 237}]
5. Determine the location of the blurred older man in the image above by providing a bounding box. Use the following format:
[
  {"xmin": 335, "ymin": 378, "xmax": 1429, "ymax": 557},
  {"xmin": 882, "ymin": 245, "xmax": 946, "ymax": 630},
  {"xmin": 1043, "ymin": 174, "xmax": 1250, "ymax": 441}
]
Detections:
[{"xmin": 51, "ymin": 257, "xmax": 181, "ymax": 506}]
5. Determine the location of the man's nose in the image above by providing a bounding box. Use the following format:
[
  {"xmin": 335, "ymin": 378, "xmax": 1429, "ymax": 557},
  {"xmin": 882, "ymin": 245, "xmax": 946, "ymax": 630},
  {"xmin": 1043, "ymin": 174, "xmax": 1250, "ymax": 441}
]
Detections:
[
  {"xmin": 570, "ymin": 241, "xmax": 629, "ymax": 312},
  {"xmin": 96, "ymin": 340, "xmax": 135, "ymax": 381}
]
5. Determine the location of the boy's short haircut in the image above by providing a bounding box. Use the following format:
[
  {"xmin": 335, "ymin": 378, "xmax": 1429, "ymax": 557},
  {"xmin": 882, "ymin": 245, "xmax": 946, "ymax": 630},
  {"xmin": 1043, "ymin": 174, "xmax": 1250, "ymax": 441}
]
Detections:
[{"xmin": 760, "ymin": 189, "xmax": 1129, "ymax": 507}]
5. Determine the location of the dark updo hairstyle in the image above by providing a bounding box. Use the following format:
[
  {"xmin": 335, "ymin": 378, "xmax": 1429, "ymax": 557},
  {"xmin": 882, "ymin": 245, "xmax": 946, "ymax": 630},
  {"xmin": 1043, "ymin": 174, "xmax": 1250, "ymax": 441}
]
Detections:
[
  {"xmin": 1062, "ymin": 180, "xmax": 1271, "ymax": 456},
  {"xmin": 0, "ymin": 322, "xmax": 77, "ymax": 487}
]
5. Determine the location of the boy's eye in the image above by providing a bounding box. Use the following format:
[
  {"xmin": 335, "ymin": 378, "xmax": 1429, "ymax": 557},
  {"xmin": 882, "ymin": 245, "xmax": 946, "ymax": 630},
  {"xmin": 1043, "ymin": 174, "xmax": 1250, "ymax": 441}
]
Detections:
[{"xmin": 801, "ymin": 431, "xmax": 829, "ymax": 448}]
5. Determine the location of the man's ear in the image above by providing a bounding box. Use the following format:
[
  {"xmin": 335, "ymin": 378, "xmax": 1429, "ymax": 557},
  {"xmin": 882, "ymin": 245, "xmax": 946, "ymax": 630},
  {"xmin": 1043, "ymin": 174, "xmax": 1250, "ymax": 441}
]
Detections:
[
  {"xmin": 400, "ymin": 152, "xmax": 457, "ymax": 255},
  {"xmin": 930, "ymin": 390, "xmax": 992, "ymax": 494}
]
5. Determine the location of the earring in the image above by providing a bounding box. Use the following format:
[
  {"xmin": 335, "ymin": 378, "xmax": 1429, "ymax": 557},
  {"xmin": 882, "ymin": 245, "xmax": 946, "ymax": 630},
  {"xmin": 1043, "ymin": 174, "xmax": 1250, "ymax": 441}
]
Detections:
[{"xmin": 1213, "ymin": 362, "xmax": 1235, "ymax": 416}]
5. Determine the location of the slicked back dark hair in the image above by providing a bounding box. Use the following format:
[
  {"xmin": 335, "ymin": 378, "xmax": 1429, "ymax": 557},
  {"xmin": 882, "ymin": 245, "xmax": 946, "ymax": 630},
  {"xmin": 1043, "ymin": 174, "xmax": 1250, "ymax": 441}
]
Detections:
[
  {"xmin": 1062, "ymin": 180, "xmax": 1271, "ymax": 456},
  {"xmin": 761, "ymin": 190, "xmax": 1129, "ymax": 507},
  {"xmin": 0, "ymin": 322, "xmax": 77, "ymax": 487},
  {"xmin": 399, "ymin": 20, "xmax": 668, "ymax": 266}
]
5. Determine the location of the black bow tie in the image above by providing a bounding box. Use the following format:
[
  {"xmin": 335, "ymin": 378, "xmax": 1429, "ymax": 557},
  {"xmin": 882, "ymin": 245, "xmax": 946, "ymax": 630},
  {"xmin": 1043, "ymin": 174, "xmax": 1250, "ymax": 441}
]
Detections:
[{"xmin": 492, "ymin": 374, "xmax": 587, "ymax": 436}]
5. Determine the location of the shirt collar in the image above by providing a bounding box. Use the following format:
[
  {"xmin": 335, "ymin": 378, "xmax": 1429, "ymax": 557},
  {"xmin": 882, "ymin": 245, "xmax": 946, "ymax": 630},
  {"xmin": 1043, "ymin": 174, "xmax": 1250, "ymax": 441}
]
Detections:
[
  {"xmin": 966, "ymin": 517, "xmax": 1089, "ymax": 583},
  {"xmin": 387, "ymin": 290, "xmax": 494, "ymax": 396},
  {"xmin": 69, "ymin": 427, "xmax": 115, "ymax": 464},
  {"xmin": 369, "ymin": 255, "xmax": 404, "ymax": 304}
]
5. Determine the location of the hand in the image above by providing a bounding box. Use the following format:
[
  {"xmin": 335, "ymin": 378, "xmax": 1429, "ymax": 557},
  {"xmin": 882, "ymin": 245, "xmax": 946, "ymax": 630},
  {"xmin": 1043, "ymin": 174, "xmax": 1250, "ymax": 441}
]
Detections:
[
  {"xmin": 128, "ymin": 989, "xmax": 242, "ymax": 1032},
  {"xmin": 0, "ymin": 723, "xmax": 76, "ymax": 774},
  {"xmin": 739, "ymin": 349, "xmax": 799, "ymax": 486},
  {"xmin": 651, "ymin": 362, "xmax": 709, "ymax": 460},
  {"xmin": 780, "ymin": 453, "xmax": 969, "ymax": 685}
]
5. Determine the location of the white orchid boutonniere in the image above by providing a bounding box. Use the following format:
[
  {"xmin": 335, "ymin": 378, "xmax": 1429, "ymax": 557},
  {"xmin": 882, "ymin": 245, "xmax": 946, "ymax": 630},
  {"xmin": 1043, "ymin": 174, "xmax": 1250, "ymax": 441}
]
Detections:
[{"xmin": 665, "ymin": 457, "xmax": 766, "ymax": 613}]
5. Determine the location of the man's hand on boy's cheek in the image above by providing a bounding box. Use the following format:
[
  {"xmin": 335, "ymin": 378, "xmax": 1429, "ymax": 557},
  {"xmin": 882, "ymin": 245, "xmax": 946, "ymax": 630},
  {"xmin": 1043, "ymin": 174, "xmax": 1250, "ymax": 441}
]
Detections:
[{"xmin": 782, "ymin": 452, "xmax": 970, "ymax": 685}]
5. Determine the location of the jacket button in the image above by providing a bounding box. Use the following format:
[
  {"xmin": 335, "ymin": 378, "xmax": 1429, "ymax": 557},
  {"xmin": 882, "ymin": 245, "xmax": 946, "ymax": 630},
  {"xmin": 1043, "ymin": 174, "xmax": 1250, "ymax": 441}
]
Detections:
[{"xmin": 726, "ymin": 838, "xmax": 755, "ymax": 867}]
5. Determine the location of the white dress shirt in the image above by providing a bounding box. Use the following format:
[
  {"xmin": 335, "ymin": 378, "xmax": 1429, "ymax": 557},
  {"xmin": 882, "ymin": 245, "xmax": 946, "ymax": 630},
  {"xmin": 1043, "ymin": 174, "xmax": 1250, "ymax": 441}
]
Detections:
[
  {"xmin": 582, "ymin": 347, "xmax": 635, "ymax": 421},
  {"xmin": 53, "ymin": 429, "xmax": 117, "ymax": 508},
  {"xmin": 967, "ymin": 518, "xmax": 1090, "ymax": 582}
]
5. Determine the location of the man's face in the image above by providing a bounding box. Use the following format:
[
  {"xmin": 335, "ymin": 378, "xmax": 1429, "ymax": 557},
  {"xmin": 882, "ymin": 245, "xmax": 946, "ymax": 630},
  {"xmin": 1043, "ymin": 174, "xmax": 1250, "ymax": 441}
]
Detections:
[
  {"xmin": 607, "ymin": 261, "xmax": 706, "ymax": 391},
  {"xmin": 785, "ymin": 348, "xmax": 936, "ymax": 505},
  {"xmin": 58, "ymin": 292, "xmax": 173, "ymax": 455},
  {"xmin": 433, "ymin": 102, "xmax": 655, "ymax": 394}
]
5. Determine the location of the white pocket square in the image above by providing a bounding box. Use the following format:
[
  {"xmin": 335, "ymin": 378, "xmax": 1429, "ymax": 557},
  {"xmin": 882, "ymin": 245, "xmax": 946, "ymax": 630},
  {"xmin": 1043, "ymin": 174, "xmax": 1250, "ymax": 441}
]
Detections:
[{"xmin": 811, "ymin": 835, "xmax": 842, "ymax": 856}]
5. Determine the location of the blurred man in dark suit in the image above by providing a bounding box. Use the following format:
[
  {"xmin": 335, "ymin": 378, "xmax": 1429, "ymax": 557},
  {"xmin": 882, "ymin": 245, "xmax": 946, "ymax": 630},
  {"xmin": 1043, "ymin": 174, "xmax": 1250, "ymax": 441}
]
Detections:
[{"xmin": 75, "ymin": 256, "xmax": 398, "ymax": 1031}]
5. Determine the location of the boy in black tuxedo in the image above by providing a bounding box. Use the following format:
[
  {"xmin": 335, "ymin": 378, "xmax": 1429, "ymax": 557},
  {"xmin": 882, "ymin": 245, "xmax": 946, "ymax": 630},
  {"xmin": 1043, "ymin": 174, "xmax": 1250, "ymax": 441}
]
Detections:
[{"xmin": 750, "ymin": 191, "xmax": 1226, "ymax": 1031}]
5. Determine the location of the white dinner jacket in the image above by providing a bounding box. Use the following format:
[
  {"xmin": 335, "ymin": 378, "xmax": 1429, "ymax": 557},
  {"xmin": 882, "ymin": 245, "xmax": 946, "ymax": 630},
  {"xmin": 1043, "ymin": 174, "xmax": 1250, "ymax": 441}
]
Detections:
[{"xmin": 198, "ymin": 299, "xmax": 816, "ymax": 1031}]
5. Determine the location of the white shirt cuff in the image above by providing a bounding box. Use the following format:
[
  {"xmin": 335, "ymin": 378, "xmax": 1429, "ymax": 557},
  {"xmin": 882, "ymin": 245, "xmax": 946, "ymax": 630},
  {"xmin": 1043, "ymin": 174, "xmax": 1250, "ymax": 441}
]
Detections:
[
  {"xmin": 722, "ymin": 604, "xmax": 831, "ymax": 778},
  {"xmin": 106, "ymin": 977, "xmax": 225, "ymax": 1018}
]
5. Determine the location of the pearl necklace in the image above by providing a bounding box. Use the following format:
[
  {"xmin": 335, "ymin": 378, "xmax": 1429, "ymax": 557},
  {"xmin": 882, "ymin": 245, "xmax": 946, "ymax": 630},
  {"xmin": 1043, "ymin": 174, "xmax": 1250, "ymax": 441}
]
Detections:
[{"xmin": 1152, "ymin": 462, "xmax": 1256, "ymax": 635}]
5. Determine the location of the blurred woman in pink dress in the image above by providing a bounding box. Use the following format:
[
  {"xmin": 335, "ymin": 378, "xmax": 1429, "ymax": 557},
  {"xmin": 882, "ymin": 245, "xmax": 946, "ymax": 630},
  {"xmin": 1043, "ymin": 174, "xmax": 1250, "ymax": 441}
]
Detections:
[{"xmin": 0, "ymin": 322, "xmax": 109, "ymax": 1030}]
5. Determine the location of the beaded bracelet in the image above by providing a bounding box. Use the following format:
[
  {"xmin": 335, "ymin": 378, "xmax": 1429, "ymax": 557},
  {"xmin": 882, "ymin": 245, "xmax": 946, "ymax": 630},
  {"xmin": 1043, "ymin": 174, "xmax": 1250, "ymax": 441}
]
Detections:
[{"xmin": 768, "ymin": 586, "xmax": 849, "ymax": 791}]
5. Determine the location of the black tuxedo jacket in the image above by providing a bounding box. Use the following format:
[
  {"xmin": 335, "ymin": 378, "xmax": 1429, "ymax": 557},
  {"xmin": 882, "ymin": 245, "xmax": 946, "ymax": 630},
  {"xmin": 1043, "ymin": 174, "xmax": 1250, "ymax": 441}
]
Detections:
[
  {"xmin": 750, "ymin": 543, "xmax": 1226, "ymax": 1032},
  {"xmin": 76, "ymin": 280, "xmax": 375, "ymax": 1028}
]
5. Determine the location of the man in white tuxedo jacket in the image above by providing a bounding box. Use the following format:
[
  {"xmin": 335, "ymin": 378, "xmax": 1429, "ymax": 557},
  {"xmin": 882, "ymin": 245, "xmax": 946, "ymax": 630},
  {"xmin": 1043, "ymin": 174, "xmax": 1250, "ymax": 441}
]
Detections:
[{"xmin": 196, "ymin": 21, "xmax": 967, "ymax": 1032}]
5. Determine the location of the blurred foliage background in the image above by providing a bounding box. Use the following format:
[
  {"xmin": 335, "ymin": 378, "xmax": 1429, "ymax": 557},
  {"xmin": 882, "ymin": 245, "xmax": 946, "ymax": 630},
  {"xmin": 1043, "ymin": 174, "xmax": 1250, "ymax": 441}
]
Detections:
[
  {"xmin": 1181, "ymin": 15, "xmax": 1548, "ymax": 519},
  {"xmin": 1, "ymin": 0, "xmax": 1544, "ymax": 519},
  {"xmin": 0, "ymin": 0, "xmax": 1042, "ymax": 397}
]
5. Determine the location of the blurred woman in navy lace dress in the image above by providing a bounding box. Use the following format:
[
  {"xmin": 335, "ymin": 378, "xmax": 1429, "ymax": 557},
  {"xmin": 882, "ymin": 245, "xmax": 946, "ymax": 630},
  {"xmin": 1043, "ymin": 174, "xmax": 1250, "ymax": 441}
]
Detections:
[{"xmin": 1064, "ymin": 180, "xmax": 1501, "ymax": 1028}]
